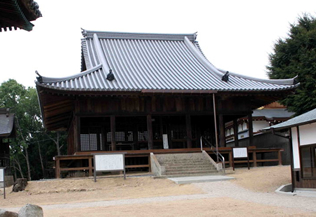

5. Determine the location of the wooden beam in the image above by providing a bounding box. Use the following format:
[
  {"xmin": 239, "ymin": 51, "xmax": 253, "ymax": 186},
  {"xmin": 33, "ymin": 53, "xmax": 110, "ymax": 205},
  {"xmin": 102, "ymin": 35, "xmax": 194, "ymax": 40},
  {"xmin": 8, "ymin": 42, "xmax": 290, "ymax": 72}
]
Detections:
[
  {"xmin": 219, "ymin": 114, "xmax": 225, "ymax": 147},
  {"xmin": 186, "ymin": 114, "xmax": 192, "ymax": 148},
  {"xmin": 248, "ymin": 113, "xmax": 253, "ymax": 147},
  {"xmin": 110, "ymin": 115, "xmax": 116, "ymax": 151},
  {"xmin": 76, "ymin": 116, "xmax": 81, "ymax": 152},
  {"xmin": 233, "ymin": 119, "xmax": 239, "ymax": 147},
  {"xmin": 147, "ymin": 114, "xmax": 153, "ymax": 149}
]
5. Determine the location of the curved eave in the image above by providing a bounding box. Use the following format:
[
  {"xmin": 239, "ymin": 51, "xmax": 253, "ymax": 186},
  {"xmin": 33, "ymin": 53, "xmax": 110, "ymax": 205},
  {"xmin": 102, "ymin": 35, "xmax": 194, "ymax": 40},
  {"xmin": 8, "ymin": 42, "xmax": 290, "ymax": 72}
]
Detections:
[
  {"xmin": 39, "ymin": 64, "xmax": 103, "ymax": 83},
  {"xmin": 217, "ymin": 68, "xmax": 297, "ymax": 86},
  {"xmin": 36, "ymin": 82, "xmax": 297, "ymax": 94}
]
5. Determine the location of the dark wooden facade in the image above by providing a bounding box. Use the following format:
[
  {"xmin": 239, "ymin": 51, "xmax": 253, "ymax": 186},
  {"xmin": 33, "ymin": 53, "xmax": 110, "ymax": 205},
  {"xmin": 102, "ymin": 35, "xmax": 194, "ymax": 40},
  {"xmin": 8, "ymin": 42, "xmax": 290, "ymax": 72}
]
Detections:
[{"xmin": 37, "ymin": 86, "xmax": 292, "ymax": 155}]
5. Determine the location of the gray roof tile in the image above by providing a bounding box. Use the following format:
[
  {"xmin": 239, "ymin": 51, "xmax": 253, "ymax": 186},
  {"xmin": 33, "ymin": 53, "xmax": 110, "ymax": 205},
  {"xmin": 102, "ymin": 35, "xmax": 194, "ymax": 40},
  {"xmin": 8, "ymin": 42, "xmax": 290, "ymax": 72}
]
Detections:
[
  {"xmin": 0, "ymin": 109, "xmax": 14, "ymax": 137},
  {"xmin": 267, "ymin": 108, "xmax": 316, "ymax": 130},
  {"xmin": 36, "ymin": 30, "xmax": 298, "ymax": 93}
]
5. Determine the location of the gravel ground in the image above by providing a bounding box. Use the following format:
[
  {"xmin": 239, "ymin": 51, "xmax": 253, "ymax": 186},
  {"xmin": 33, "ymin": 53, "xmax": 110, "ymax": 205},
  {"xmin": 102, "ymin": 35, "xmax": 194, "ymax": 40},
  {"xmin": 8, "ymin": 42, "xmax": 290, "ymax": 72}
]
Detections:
[
  {"xmin": 2, "ymin": 166, "xmax": 316, "ymax": 216},
  {"xmin": 194, "ymin": 181, "xmax": 316, "ymax": 213}
]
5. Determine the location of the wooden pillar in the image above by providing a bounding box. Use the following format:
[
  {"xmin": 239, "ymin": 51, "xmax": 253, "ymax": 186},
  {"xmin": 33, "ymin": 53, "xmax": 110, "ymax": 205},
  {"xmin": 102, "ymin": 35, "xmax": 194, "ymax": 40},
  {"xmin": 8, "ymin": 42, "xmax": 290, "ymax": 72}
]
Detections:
[
  {"xmin": 186, "ymin": 114, "xmax": 192, "ymax": 148},
  {"xmin": 101, "ymin": 126, "xmax": 106, "ymax": 151},
  {"xmin": 233, "ymin": 119, "xmax": 239, "ymax": 147},
  {"xmin": 253, "ymin": 151, "xmax": 257, "ymax": 167},
  {"xmin": 219, "ymin": 114, "xmax": 226, "ymax": 147},
  {"xmin": 248, "ymin": 113, "xmax": 253, "ymax": 147},
  {"xmin": 75, "ymin": 116, "xmax": 81, "ymax": 152},
  {"xmin": 278, "ymin": 150, "xmax": 282, "ymax": 165},
  {"xmin": 88, "ymin": 157, "xmax": 93, "ymax": 176},
  {"xmin": 133, "ymin": 124, "xmax": 138, "ymax": 150},
  {"xmin": 229, "ymin": 152, "xmax": 233, "ymax": 168},
  {"xmin": 147, "ymin": 114, "xmax": 154, "ymax": 149},
  {"xmin": 55, "ymin": 158, "xmax": 60, "ymax": 179},
  {"xmin": 110, "ymin": 115, "xmax": 116, "ymax": 151}
]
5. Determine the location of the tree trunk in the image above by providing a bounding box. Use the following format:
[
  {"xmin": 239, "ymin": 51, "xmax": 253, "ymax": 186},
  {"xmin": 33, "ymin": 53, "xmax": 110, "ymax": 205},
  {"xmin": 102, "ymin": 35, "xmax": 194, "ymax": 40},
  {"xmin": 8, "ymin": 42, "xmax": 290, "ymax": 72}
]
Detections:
[
  {"xmin": 24, "ymin": 146, "xmax": 31, "ymax": 181},
  {"xmin": 13, "ymin": 158, "xmax": 24, "ymax": 179},
  {"xmin": 37, "ymin": 142, "xmax": 45, "ymax": 178}
]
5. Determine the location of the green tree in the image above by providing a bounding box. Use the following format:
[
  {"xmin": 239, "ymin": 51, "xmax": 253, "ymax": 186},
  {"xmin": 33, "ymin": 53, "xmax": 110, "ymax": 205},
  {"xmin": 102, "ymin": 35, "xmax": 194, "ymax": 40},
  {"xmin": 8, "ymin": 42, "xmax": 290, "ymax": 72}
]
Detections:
[
  {"xmin": 267, "ymin": 14, "xmax": 316, "ymax": 115},
  {"xmin": 0, "ymin": 79, "xmax": 67, "ymax": 180}
]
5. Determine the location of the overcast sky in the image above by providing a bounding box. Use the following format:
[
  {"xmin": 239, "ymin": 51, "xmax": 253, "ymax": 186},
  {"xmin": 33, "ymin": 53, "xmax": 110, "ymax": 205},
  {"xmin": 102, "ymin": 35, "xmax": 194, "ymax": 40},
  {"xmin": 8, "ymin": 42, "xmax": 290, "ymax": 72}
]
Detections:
[{"xmin": 1, "ymin": 0, "xmax": 316, "ymax": 88}]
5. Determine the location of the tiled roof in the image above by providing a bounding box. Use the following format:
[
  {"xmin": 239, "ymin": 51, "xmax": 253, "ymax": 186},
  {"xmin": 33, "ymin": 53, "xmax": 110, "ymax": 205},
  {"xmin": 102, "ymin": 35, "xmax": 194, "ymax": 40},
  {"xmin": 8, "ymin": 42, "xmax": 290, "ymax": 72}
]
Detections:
[
  {"xmin": 253, "ymin": 109, "xmax": 295, "ymax": 120},
  {"xmin": 0, "ymin": 0, "xmax": 42, "ymax": 32},
  {"xmin": 36, "ymin": 30, "xmax": 298, "ymax": 93},
  {"xmin": 0, "ymin": 108, "xmax": 15, "ymax": 137},
  {"xmin": 267, "ymin": 108, "xmax": 316, "ymax": 130}
]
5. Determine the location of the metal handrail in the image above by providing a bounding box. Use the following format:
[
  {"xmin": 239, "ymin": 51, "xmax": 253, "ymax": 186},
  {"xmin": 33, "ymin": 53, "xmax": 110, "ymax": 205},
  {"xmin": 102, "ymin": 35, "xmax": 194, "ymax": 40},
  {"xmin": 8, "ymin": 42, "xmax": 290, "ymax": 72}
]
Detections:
[{"xmin": 200, "ymin": 136, "xmax": 225, "ymax": 173}]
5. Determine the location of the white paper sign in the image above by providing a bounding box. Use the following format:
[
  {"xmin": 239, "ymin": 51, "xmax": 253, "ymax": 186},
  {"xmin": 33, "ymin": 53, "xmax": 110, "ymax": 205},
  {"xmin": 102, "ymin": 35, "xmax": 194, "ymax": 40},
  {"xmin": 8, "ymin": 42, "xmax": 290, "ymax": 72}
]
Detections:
[
  {"xmin": 0, "ymin": 169, "xmax": 3, "ymax": 182},
  {"xmin": 163, "ymin": 134, "xmax": 169, "ymax": 149},
  {"xmin": 95, "ymin": 154, "xmax": 124, "ymax": 171},
  {"xmin": 233, "ymin": 147, "xmax": 248, "ymax": 158}
]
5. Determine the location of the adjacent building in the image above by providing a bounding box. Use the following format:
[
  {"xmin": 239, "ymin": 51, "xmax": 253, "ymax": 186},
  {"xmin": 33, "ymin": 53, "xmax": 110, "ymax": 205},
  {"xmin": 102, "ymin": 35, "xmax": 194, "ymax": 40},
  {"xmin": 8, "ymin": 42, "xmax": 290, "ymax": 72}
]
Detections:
[
  {"xmin": 0, "ymin": 0, "xmax": 41, "ymax": 32},
  {"xmin": 0, "ymin": 108, "xmax": 15, "ymax": 186},
  {"xmin": 269, "ymin": 108, "xmax": 316, "ymax": 190}
]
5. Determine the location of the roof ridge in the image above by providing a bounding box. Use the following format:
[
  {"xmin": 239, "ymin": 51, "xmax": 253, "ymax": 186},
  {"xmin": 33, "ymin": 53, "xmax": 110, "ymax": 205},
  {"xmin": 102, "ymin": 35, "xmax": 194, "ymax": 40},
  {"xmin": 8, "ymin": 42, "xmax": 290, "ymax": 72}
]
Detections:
[
  {"xmin": 81, "ymin": 29, "xmax": 197, "ymax": 41},
  {"xmin": 184, "ymin": 36, "xmax": 224, "ymax": 81}
]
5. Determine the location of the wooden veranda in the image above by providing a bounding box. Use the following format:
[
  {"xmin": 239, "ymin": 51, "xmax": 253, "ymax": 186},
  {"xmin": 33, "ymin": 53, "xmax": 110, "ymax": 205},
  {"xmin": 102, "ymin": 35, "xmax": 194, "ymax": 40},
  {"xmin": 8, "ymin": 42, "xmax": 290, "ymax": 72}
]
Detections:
[{"xmin": 54, "ymin": 147, "xmax": 284, "ymax": 178}]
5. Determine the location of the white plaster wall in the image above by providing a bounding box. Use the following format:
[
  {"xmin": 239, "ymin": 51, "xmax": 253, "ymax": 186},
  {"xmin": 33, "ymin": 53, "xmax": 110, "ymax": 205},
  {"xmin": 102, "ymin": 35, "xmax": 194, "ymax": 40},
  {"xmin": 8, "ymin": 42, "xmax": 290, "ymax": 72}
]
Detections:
[
  {"xmin": 253, "ymin": 121, "xmax": 269, "ymax": 133},
  {"xmin": 299, "ymin": 122, "xmax": 316, "ymax": 146},
  {"xmin": 291, "ymin": 127, "xmax": 300, "ymax": 169}
]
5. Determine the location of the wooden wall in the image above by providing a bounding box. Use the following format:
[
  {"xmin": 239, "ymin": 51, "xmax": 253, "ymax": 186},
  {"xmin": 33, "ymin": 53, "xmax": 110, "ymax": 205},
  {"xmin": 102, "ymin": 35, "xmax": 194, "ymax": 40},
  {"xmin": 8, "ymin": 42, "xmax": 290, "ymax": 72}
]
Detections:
[
  {"xmin": 66, "ymin": 94, "xmax": 254, "ymax": 154},
  {"xmin": 294, "ymin": 170, "xmax": 316, "ymax": 189},
  {"xmin": 74, "ymin": 95, "xmax": 252, "ymax": 115}
]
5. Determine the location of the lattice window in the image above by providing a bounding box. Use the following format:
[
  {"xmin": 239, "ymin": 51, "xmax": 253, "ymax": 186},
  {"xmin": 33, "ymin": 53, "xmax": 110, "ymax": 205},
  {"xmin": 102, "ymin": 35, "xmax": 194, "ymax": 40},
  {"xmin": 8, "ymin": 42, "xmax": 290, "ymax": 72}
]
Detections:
[{"xmin": 80, "ymin": 134, "xmax": 90, "ymax": 151}]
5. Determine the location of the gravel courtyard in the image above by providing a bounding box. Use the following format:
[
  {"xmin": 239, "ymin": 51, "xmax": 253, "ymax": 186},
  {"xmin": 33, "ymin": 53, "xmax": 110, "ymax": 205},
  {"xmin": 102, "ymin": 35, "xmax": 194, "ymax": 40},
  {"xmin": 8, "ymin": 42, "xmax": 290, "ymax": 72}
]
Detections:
[{"xmin": 1, "ymin": 166, "xmax": 316, "ymax": 216}]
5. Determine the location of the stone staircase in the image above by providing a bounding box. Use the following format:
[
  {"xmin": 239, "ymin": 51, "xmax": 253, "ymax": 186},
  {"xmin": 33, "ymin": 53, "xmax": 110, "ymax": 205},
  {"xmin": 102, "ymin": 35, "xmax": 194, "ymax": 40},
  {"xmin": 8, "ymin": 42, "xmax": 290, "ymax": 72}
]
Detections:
[{"xmin": 154, "ymin": 153, "xmax": 219, "ymax": 177}]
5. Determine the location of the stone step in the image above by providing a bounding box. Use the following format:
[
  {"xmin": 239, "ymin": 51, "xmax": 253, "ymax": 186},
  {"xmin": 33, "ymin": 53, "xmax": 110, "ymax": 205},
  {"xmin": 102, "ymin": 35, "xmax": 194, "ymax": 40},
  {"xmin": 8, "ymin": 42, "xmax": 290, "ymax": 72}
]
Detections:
[
  {"xmin": 165, "ymin": 166, "xmax": 216, "ymax": 170},
  {"xmin": 164, "ymin": 165, "xmax": 216, "ymax": 170},
  {"xmin": 161, "ymin": 163, "xmax": 214, "ymax": 168},
  {"xmin": 158, "ymin": 159, "xmax": 210, "ymax": 164},
  {"xmin": 165, "ymin": 170, "xmax": 218, "ymax": 176},
  {"xmin": 160, "ymin": 161, "xmax": 208, "ymax": 164},
  {"xmin": 155, "ymin": 153, "xmax": 219, "ymax": 177},
  {"xmin": 166, "ymin": 169, "xmax": 217, "ymax": 174}
]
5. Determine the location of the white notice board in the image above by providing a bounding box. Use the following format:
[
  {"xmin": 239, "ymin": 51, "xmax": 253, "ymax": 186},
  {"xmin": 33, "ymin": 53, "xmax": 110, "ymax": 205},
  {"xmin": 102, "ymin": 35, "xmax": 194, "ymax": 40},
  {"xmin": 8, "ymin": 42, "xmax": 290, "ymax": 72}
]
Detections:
[
  {"xmin": 0, "ymin": 168, "xmax": 3, "ymax": 182},
  {"xmin": 95, "ymin": 154, "xmax": 124, "ymax": 171},
  {"xmin": 93, "ymin": 153, "xmax": 126, "ymax": 182},
  {"xmin": 233, "ymin": 147, "xmax": 248, "ymax": 158}
]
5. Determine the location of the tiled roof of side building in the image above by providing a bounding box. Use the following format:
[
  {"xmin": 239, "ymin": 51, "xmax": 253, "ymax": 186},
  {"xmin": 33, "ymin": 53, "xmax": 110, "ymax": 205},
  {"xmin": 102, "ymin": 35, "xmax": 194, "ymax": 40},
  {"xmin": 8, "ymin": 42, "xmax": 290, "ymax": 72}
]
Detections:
[
  {"xmin": 0, "ymin": 108, "xmax": 15, "ymax": 137},
  {"xmin": 36, "ymin": 30, "xmax": 298, "ymax": 93},
  {"xmin": 266, "ymin": 108, "xmax": 316, "ymax": 130},
  {"xmin": 253, "ymin": 109, "xmax": 295, "ymax": 119}
]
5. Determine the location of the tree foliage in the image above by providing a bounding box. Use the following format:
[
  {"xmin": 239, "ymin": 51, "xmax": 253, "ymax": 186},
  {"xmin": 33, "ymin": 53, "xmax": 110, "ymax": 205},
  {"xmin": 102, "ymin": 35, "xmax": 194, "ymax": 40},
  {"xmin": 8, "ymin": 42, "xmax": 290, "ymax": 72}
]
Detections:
[
  {"xmin": 267, "ymin": 14, "xmax": 316, "ymax": 115},
  {"xmin": 0, "ymin": 79, "xmax": 67, "ymax": 180}
]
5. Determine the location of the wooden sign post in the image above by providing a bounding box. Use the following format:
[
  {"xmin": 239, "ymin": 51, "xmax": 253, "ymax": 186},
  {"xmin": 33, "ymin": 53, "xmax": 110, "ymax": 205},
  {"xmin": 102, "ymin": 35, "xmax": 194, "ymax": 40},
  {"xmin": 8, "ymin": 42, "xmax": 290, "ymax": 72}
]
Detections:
[
  {"xmin": 232, "ymin": 147, "xmax": 250, "ymax": 171},
  {"xmin": 93, "ymin": 153, "xmax": 126, "ymax": 182},
  {"xmin": 0, "ymin": 168, "xmax": 5, "ymax": 199}
]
